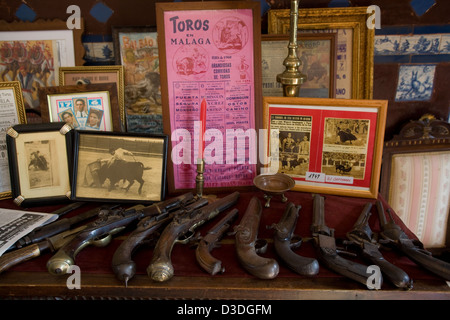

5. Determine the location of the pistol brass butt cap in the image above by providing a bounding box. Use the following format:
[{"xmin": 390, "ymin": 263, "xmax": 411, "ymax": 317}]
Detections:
[
  {"xmin": 47, "ymin": 259, "xmax": 71, "ymax": 276},
  {"xmin": 147, "ymin": 263, "xmax": 174, "ymax": 282}
]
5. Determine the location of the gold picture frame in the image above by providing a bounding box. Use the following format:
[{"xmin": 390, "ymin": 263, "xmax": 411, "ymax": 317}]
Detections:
[
  {"xmin": 268, "ymin": 7, "xmax": 374, "ymax": 100},
  {"xmin": 263, "ymin": 96, "xmax": 387, "ymax": 199},
  {"xmin": 59, "ymin": 66, "xmax": 126, "ymax": 129},
  {"xmin": 0, "ymin": 81, "xmax": 27, "ymax": 200}
]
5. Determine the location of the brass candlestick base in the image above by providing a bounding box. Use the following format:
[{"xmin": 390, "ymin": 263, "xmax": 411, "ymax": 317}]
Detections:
[
  {"xmin": 195, "ymin": 159, "xmax": 217, "ymax": 202},
  {"xmin": 276, "ymin": 0, "xmax": 306, "ymax": 97}
]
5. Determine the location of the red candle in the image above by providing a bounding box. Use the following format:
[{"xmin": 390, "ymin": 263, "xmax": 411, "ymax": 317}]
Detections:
[{"xmin": 199, "ymin": 98, "xmax": 207, "ymax": 160}]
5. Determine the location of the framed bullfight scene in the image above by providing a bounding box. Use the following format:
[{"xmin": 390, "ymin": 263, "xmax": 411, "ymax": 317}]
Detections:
[
  {"xmin": 6, "ymin": 122, "xmax": 73, "ymax": 207},
  {"xmin": 71, "ymin": 130, "xmax": 168, "ymax": 204},
  {"xmin": 262, "ymin": 96, "xmax": 387, "ymax": 199}
]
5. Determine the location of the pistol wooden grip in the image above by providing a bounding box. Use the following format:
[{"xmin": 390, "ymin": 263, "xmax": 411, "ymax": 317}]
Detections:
[
  {"xmin": 0, "ymin": 244, "xmax": 41, "ymax": 274},
  {"xmin": 195, "ymin": 241, "xmax": 223, "ymax": 275}
]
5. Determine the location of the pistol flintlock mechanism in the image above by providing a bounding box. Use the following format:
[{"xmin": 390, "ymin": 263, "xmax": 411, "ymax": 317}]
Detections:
[{"xmin": 234, "ymin": 196, "xmax": 279, "ymax": 280}]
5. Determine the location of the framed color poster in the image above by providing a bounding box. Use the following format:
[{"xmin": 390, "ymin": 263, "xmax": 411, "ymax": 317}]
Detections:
[{"xmin": 156, "ymin": 1, "xmax": 262, "ymax": 194}]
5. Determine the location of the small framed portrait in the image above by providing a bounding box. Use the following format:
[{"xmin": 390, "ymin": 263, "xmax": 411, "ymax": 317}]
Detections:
[
  {"xmin": 71, "ymin": 130, "xmax": 168, "ymax": 204},
  {"xmin": 6, "ymin": 122, "xmax": 73, "ymax": 207},
  {"xmin": 58, "ymin": 109, "xmax": 79, "ymax": 128},
  {"xmin": 39, "ymin": 83, "xmax": 124, "ymax": 132}
]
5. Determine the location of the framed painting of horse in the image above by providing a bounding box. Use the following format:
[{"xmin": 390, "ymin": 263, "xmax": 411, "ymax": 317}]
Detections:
[
  {"xmin": 262, "ymin": 96, "xmax": 387, "ymax": 199},
  {"xmin": 6, "ymin": 122, "xmax": 73, "ymax": 207},
  {"xmin": 71, "ymin": 130, "xmax": 168, "ymax": 204}
]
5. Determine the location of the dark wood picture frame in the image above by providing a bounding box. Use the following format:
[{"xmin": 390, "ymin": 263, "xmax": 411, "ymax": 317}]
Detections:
[
  {"xmin": 6, "ymin": 122, "xmax": 74, "ymax": 207},
  {"xmin": 38, "ymin": 83, "xmax": 124, "ymax": 132},
  {"xmin": 71, "ymin": 130, "xmax": 168, "ymax": 204},
  {"xmin": 59, "ymin": 65, "xmax": 126, "ymax": 130},
  {"xmin": 156, "ymin": 1, "xmax": 262, "ymax": 195}
]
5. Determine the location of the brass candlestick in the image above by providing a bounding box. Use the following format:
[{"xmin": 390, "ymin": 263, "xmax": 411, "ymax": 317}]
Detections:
[
  {"xmin": 276, "ymin": 0, "xmax": 306, "ymax": 97},
  {"xmin": 196, "ymin": 159, "xmax": 205, "ymax": 198},
  {"xmin": 195, "ymin": 159, "xmax": 217, "ymax": 202}
]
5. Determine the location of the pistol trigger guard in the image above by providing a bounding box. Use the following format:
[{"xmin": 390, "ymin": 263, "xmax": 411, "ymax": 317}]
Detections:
[
  {"xmin": 92, "ymin": 233, "xmax": 113, "ymax": 247},
  {"xmin": 255, "ymin": 239, "xmax": 268, "ymax": 254},
  {"xmin": 176, "ymin": 230, "xmax": 195, "ymax": 244},
  {"xmin": 289, "ymin": 235, "xmax": 303, "ymax": 249}
]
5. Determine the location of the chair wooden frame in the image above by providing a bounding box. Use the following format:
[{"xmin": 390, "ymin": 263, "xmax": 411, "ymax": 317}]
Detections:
[{"xmin": 380, "ymin": 114, "xmax": 450, "ymax": 252}]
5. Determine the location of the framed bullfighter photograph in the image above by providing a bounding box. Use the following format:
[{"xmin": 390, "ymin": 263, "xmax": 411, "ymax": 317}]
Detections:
[
  {"xmin": 262, "ymin": 96, "xmax": 387, "ymax": 199},
  {"xmin": 6, "ymin": 122, "xmax": 73, "ymax": 207},
  {"xmin": 71, "ymin": 130, "xmax": 168, "ymax": 204}
]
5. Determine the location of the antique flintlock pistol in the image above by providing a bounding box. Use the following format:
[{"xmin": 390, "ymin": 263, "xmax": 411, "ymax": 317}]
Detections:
[
  {"xmin": 346, "ymin": 202, "xmax": 413, "ymax": 289},
  {"xmin": 47, "ymin": 193, "xmax": 195, "ymax": 276},
  {"xmin": 377, "ymin": 200, "xmax": 450, "ymax": 281},
  {"xmin": 147, "ymin": 191, "xmax": 240, "ymax": 282},
  {"xmin": 271, "ymin": 202, "xmax": 319, "ymax": 276},
  {"xmin": 311, "ymin": 194, "xmax": 378, "ymax": 288},
  {"xmin": 234, "ymin": 196, "xmax": 279, "ymax": 280},
  {"xmin": 112, "ymin": 196, "xmax": 208, "ymax": 286},
  {"xmin": 195, "ymin": 208, "xmax": 239, "ymax": 275}
]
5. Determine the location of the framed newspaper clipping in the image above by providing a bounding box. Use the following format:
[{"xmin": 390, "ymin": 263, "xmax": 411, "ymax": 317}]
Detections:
[
  {"xmin": 0, "ymin": 81, "xmax": 27, "ymax": 200},
  {"xmin": 262, "ymin": 96, "xmax": 387, "ymax": 199},
  {"xmin": 156, "ymin": 1, "xmax": 262, "ymax": 194}
]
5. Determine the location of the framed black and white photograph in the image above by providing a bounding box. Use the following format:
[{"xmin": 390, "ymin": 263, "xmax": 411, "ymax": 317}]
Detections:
[
  {"xmin": 6, "ymin": 122, "xmax": 73, "ymax": 207},
  {"xmin": 71, "ymin": 130, "xmax": 168, "ymax": 204}
]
